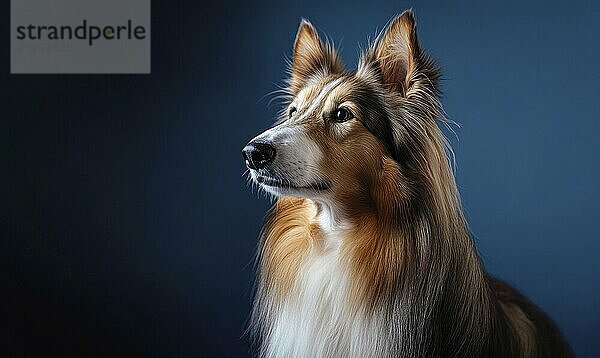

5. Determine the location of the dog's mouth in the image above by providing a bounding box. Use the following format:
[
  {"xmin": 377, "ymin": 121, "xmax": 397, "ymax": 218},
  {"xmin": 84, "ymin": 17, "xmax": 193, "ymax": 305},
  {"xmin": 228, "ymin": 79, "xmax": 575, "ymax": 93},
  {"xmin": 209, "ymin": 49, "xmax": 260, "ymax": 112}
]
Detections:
[{"xmin": 255, "ymin": 174, "xmax": 330, "ymax": 192}]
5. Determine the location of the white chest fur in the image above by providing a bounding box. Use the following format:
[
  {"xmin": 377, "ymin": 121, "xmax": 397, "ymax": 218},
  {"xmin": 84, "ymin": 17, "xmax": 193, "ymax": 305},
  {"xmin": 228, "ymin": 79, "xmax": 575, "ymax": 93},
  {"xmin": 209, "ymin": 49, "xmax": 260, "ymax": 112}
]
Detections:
[{"xmin": 261, "ymin": 230, "xmax": 391, "ymax": 358}]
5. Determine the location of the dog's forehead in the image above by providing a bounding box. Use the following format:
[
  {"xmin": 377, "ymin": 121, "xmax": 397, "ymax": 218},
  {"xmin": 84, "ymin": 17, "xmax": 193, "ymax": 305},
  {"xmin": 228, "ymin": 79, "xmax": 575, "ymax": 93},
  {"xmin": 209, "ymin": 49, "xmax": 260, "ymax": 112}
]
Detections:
[
  {"xmin": 294, "ymin": 75, "xmax": 358, "ymax": 113},
  {"xmin": 296, "ymin": 76, "xmax": 334, "ymax": 103}
]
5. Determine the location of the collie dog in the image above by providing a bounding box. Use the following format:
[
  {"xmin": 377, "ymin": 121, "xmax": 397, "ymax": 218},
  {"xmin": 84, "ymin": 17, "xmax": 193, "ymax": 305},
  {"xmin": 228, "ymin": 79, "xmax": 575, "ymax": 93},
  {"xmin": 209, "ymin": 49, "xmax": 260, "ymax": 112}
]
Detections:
[{"xmin": 242, "ymin": 10, "xmax": 571, "ymax": 358}]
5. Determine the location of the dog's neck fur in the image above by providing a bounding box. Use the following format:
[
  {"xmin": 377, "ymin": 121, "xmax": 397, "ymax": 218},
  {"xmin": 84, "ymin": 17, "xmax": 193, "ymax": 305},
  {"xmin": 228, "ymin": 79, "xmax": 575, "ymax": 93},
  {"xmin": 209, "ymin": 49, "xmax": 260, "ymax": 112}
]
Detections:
[{"xmin": 251, "ymin": 132, "xmax": 516, "ymax": 357}]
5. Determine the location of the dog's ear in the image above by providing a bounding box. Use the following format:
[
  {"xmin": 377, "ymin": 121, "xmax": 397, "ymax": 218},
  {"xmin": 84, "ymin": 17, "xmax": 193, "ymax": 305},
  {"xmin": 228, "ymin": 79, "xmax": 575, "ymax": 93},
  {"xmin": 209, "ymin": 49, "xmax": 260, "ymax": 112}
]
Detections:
[
  {"xmin": 361, "ymin": 10, "xmax": 439, "ymax": 97},
  {"xmin": 289, "ymin": 20, "xmax": 343, "ymax": 92}
]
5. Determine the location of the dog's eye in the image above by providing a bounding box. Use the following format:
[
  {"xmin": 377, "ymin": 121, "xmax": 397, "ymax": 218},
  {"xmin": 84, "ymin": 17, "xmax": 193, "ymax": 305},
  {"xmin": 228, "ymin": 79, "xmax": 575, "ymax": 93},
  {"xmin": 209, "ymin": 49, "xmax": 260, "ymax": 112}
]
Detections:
[
  {"xmin": 289, "ymin": 107, "xmax": 297, "ymax": 118},
  {"xmin": 332, "ymin": 108, "xmax": 353, "ymax": 123}
]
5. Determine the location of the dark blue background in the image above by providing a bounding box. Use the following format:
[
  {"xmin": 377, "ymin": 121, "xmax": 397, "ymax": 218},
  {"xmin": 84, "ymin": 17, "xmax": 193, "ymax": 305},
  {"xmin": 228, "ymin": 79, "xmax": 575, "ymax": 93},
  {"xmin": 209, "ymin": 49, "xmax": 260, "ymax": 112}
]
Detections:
[{"xmin": 1, "ymin": 0, "xmax": 599, "ymax": 356}]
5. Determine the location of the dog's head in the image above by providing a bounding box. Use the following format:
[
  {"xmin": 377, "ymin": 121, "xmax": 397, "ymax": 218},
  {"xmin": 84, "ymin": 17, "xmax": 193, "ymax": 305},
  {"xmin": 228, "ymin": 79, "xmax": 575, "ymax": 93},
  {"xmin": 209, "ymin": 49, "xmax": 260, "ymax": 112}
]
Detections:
[{"xmin": 243, "ymin": 11, "xmax": 444, "ymax": 216}]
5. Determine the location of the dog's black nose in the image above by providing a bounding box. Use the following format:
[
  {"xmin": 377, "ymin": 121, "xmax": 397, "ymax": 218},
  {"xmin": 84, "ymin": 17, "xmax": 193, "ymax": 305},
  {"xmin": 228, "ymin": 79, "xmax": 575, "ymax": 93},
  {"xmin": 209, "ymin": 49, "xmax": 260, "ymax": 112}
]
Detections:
[{"xmin": 242, "ymin": 141, "xmax": 276, "ymax": 170}]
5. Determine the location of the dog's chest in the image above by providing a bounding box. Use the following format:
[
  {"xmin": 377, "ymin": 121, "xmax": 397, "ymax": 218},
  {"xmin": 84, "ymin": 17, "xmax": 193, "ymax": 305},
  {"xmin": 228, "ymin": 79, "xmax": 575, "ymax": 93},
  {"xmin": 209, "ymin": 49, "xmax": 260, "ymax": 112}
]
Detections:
[{"xmin": 264, "ymin": 233, "xmax": 384, "ymax": 358}]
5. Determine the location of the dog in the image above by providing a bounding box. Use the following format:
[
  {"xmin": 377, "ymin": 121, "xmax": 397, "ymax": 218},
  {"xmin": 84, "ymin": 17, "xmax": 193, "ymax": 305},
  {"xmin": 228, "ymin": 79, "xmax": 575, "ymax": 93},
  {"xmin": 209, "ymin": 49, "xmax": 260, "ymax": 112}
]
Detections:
[{"xmin": 242, "ymin": 10, "xmax": 572, "ymax": 358}]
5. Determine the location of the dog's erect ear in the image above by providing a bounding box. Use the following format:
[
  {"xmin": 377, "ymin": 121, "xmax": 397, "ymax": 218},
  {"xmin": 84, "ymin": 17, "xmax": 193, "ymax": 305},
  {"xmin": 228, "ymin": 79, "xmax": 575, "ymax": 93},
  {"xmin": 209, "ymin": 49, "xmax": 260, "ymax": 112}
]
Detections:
[
  {"xmin": 362, "ymin": 10, "xmax": 439, "ymax": 97},
  {"xmin": 289, "ymin": 20, "xmax": 343, "ymax": 92},
  {"xmin": 375, "ymin": 11, "xmax": 418, "ymax": 95}
]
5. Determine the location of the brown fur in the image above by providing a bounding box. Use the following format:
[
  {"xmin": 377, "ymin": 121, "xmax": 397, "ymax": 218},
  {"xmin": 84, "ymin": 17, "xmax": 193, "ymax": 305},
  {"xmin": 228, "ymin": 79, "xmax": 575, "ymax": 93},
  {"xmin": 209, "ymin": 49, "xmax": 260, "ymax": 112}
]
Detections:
[{"xmin": 259, "ymin": 197, "xmax": 318, "ymax": 297}]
